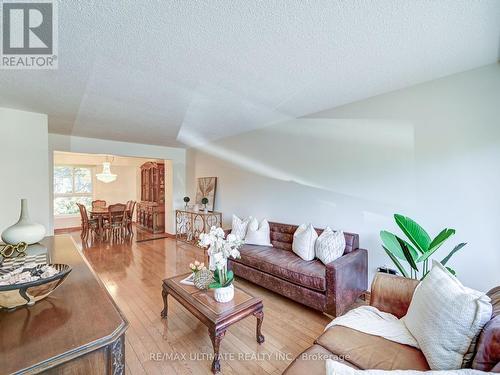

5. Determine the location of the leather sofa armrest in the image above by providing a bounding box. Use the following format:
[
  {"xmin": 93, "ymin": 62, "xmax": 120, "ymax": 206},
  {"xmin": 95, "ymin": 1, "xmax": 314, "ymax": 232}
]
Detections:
[
  {"xmin": 224, "ymin": 228, "xmax": 232, "ymax": 237},
  {"xmin": 325, "ymin": 248, "xmax": 368, "ymax": 317},
  {"xmin": 370, "ymin": 273, "xmax": 419, "ymax": 318}
]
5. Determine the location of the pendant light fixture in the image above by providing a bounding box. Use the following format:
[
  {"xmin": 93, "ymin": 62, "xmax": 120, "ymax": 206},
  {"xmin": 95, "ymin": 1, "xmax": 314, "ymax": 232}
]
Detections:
[{"xmin": 96, "ymin": 156, "xmax": 117, "ymax": 183}]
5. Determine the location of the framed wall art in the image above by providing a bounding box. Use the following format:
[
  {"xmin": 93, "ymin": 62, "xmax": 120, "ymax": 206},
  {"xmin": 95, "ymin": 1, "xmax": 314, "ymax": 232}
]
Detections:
[{"xmin": 195, "ymin": 177, "xmax": 217, "ymax": 211}]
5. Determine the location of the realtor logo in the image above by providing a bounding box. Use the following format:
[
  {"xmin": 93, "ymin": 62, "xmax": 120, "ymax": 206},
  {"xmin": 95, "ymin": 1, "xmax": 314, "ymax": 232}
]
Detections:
[{"xmin": 1, "ymin": 0, "xmax": 58, "ymax": 69}]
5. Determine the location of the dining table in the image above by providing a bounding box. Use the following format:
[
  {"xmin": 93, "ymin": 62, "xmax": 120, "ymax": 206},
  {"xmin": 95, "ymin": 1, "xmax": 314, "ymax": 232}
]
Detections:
[{"xmin": 89, "ymin": 207, "xmax": 130, "ymax": 240}]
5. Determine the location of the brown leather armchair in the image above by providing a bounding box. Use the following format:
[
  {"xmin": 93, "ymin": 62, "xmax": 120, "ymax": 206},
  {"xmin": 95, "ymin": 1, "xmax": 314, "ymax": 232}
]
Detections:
[{"xmin": 283, "ymin": 273, "xmax": 500, "ymax": 373}]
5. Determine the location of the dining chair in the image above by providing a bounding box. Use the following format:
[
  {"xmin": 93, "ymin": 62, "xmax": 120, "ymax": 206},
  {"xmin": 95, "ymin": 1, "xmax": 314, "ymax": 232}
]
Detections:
[
  {"xmin": 92, "ymin": 200, "xmax": 107, "ymax": 209},
  {"xmin": 103, "ymin": 203, "xmax": 127, "ymax": 241},
  {"xmin": 125, "ymin": 201, "xmax": 136, "ymax": 236},
  {"xmin": 77, "ymin": 203, "xmax": 98, "ymax": 241}
]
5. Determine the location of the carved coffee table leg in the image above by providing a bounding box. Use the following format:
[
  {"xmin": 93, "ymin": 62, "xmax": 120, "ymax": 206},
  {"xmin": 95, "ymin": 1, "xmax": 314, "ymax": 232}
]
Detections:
[
  {"xmin": 209, "ymin": 328, "xmax": 226, "ymax": 373},
  {"xmin": 254, "ymin": 310, "xmax": 265, "ymax": 344},
  {"xmin": 161, "ymin": 288, "xmax": 168, "ymax": 318}
]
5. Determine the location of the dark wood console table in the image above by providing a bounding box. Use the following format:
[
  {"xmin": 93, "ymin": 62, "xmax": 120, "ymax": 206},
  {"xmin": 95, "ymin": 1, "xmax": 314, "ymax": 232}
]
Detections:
[{"xmin": 0, "ymin": 236, "xmax": 128, "ymax": 374}]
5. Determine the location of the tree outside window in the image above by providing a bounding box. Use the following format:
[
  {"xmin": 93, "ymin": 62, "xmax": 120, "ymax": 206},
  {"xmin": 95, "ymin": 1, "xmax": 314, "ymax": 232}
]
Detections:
[{"xmin": 54, "ymin": 166, "xmax": 93, "ymax": 215}]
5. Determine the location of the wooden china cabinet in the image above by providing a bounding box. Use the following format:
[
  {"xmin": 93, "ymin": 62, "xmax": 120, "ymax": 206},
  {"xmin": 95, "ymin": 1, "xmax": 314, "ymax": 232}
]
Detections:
[{"xmin": 137, "ymin": 162, "xmax": 165, "ymax": 233}]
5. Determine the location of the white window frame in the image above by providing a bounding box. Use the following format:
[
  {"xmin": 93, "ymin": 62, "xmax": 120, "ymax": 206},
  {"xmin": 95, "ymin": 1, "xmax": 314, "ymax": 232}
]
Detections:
[{"xmin": 53, "ymin": 165, "xmax": 94, "ymax": 217}]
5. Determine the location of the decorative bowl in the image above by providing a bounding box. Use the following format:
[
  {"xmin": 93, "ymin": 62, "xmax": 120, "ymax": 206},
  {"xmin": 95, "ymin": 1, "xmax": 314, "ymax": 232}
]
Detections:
[{"xmin": 0, "ymin": 264, "xmax": 72, "ymax": 310}]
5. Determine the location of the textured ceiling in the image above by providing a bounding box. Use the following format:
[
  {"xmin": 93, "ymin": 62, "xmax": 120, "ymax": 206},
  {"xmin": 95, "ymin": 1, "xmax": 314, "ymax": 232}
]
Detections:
[{"xmin": 0, "ymin": 1, "xmax": 499, "ymax": 147}]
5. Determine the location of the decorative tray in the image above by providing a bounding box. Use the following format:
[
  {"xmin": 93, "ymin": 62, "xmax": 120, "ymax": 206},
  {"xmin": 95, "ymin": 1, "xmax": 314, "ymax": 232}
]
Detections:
[{"xmin": 0, "ymin": 264, "xmax": 71, "ymax": 310}]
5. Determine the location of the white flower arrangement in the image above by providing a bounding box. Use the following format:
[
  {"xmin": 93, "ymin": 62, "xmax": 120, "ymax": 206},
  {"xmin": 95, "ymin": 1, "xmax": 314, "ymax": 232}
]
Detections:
[{"xmin": 198, "ymin": 226, "xmax": 243, "ymax": 288}]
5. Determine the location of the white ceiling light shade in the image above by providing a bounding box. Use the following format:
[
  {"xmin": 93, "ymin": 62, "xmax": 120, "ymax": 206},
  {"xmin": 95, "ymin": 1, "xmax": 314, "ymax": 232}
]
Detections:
[{"xmin": 96, "ymin": 161, "xmax": 117, "ymax": 183}]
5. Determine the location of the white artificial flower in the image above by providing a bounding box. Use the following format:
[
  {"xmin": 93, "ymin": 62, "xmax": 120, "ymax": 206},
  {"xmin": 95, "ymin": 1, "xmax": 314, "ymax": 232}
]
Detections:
[
  {"xmin": 215, "ymin": 227, "xmax": 225, "ymax": 238},
  {"xmin": 213, "ymin": 252, "xmax": 224, "ymax": 263},
  {"xmin": 198, "ymin": 233, "xmax": 212, "ymax": 247},
  {"xmin": 201, "ymin": 226, "xmax": 244, "ymax": 275},
  {"xmin": 216, "ymin": 238, "xmax": 224, "ymax": 251}
]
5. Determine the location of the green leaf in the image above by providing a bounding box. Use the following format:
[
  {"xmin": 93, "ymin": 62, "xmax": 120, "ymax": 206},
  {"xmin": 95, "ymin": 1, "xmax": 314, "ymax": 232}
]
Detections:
[
  {"xmin": 380, "ymin": 231, "xmax": 405, "ymax": 260},
  {"xmin": 400, "ymin": 238, "xmax": 419, "ymax": 262},
  {"xmin": 383, "ymin": 245, "xmax": 408, "ymax": 278},
  {"xmin": 428, "ymin": 228, "xmax": 456, "ymax": 254},
  {"xmin": 416, "ymin": 236, "xmax": 456, "ymax": 263},
  {"xmin": 213, "ymin": 271, "xmax": 220, "ymax": 283},
  {"xmin": 394, "ymin": 214, "xmax": 431, "ymax": 253},
  {"xmin": 381, "ymin": 231, "xmax": 419, "ymax": 262},
  {"xmin": 220, "ymin": 271, "xmax": 234, "ymax": 287},
  {"xmin": 397, "ymin": 237, "xmax": 419, "ymax": 271},
  {"xmin": 440, "ymin": 242, "xmax": 466, "ymax": 266},
  {"xmin": 209, "ymin": 281, "xmax": 222, "ymax": 289},
  {"xmin": 446, "ymin": 266, "xmax": 456, "ymax": 276}
]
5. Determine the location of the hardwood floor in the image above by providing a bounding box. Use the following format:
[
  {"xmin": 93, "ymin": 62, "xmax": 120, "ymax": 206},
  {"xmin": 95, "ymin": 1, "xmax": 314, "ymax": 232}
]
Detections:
[{"xmin": 69, "ymin": 230, "xmax": 343, "ymax": 375}]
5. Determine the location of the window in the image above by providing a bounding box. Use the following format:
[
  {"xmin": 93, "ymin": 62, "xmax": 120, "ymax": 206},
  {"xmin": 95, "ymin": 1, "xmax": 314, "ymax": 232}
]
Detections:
[{"xmin": 54, "ymin": 166, "xmax": 93, "ymax": 215}]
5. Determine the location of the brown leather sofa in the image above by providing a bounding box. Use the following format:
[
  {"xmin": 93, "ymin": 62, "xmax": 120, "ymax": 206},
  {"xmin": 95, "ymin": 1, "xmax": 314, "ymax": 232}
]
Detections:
[
  {"xmin": 226, "ymin": 222, "xmax": 368, "ymax": 316},
  {"xmin": 283, "ymin": 273, "xmax": 500, "ymax": 373}
]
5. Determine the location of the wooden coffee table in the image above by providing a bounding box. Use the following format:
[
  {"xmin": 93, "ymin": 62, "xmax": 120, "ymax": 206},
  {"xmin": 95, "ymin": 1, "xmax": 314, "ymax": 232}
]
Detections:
[{"xmin": 161, "ymin": 273, "xmax": 264, "ymax": 373}]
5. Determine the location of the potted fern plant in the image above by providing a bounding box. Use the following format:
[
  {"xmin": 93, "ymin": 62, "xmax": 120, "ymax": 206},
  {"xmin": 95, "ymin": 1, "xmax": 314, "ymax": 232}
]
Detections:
[{"xmin": 380, "ymin": 214, "xmax": 466, "ymax": 279}]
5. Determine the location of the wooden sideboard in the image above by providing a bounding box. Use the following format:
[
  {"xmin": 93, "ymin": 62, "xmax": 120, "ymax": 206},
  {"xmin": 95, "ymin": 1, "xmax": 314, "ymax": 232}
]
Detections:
[
  {"xmin": 0, "ymin": 236, "xmax": 128, "ymax": 374},
  {"xmin": 137, "ymin": 161, "xmax": 165, "ymax": 233}
]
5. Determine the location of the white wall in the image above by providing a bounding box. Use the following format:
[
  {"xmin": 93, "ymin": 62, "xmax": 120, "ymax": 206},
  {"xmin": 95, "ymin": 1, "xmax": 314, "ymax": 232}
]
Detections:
[
  {"xmin": 186, "ymin": 64, "xmax": 500, "ymax": 292},
  {"xmin": 0, "ymin": 108, "xmax": 50, "ymax": 236},
  {"xmin": 49, "ymin": 134, "xmax": 186, "ymax": 234},
  {"xmin": 94, "ymin": 165, "xmax": 138, "ymax": 206}
]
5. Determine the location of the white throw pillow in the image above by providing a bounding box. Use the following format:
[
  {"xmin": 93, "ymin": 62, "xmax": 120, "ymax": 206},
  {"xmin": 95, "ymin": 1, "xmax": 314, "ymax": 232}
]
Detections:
[
  {"xmin": 231, "ymin": 214, "xmax": 251, "ymax": 240},
  {"xmin": 403, "ymin": 261, "xmax": 492, "ymax": 370},
  {"xmin": 244, "ymin": 218, "xmax": 272, "ymax": 246},
  {"xmin": 326, "ymin": 359, "xmax": 487, "ymax": 375},
  {"xmin": 292, "ymin": 223, "xmax": 318, "ymax": 261},
  {"xmin": 315, "ymin": 227, "xmax": 345, "ymax": 264}
]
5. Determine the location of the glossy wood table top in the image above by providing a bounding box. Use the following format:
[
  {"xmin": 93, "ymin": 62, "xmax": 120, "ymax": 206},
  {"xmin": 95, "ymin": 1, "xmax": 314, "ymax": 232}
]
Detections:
[
  {"xmin": 90, "ymin": 207, "xmax": 130, "ymax": 215},
  {"xmin": 163, "ymin": 273, "xmax": 262, "ymax": 324},
  {"xmin": 0, "ymin": 235, "xmax": 128, "ymax": 374}
]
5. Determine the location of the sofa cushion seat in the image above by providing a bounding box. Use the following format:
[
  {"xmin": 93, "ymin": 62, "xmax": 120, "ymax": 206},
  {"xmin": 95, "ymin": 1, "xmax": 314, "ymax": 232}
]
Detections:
[
  {"xmin": 283, "ymin": 344, "xmax": 359, "ymax": 375},
  {"xmin": 234, "ymin": 244, "xmax": 326, "ymax": 291},
  {"xmin": 316, "ymin": 326, "xmax": 430, "ymax": 371}
]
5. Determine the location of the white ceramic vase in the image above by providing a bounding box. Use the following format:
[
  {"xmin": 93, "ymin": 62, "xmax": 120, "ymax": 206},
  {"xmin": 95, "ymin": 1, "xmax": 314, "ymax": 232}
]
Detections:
[
  {"xmin": 214, "ymin": 284, "xmax": 234, "ymax": 303},
  {"xmin": 1, "ymin": 199, "xmax": 46, "ymax": 245}
]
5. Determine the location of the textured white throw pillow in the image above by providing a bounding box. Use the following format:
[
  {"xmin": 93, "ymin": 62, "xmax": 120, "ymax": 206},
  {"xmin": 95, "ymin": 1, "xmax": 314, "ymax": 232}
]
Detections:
[
  {"xmin": 326, "ymin": 359, "xmax": 487, "ymax": 375},
  {"xmin": 244, "ymin": 218, "xmax": 272, "ymax": 246},
  {"xmin": 292, "ymin": 223, "xmax": 318, "ymax": 261},
  {"xmin": 403, "ymin": 261, "xmax": 492, "ymax": 370},
  {"xmin": 231, "ymin": 214, "xmax": 251, "ymax": 240},
  {"xmin": 315, "ymin": 227, "xmax": 345, "ymax": 264}
]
